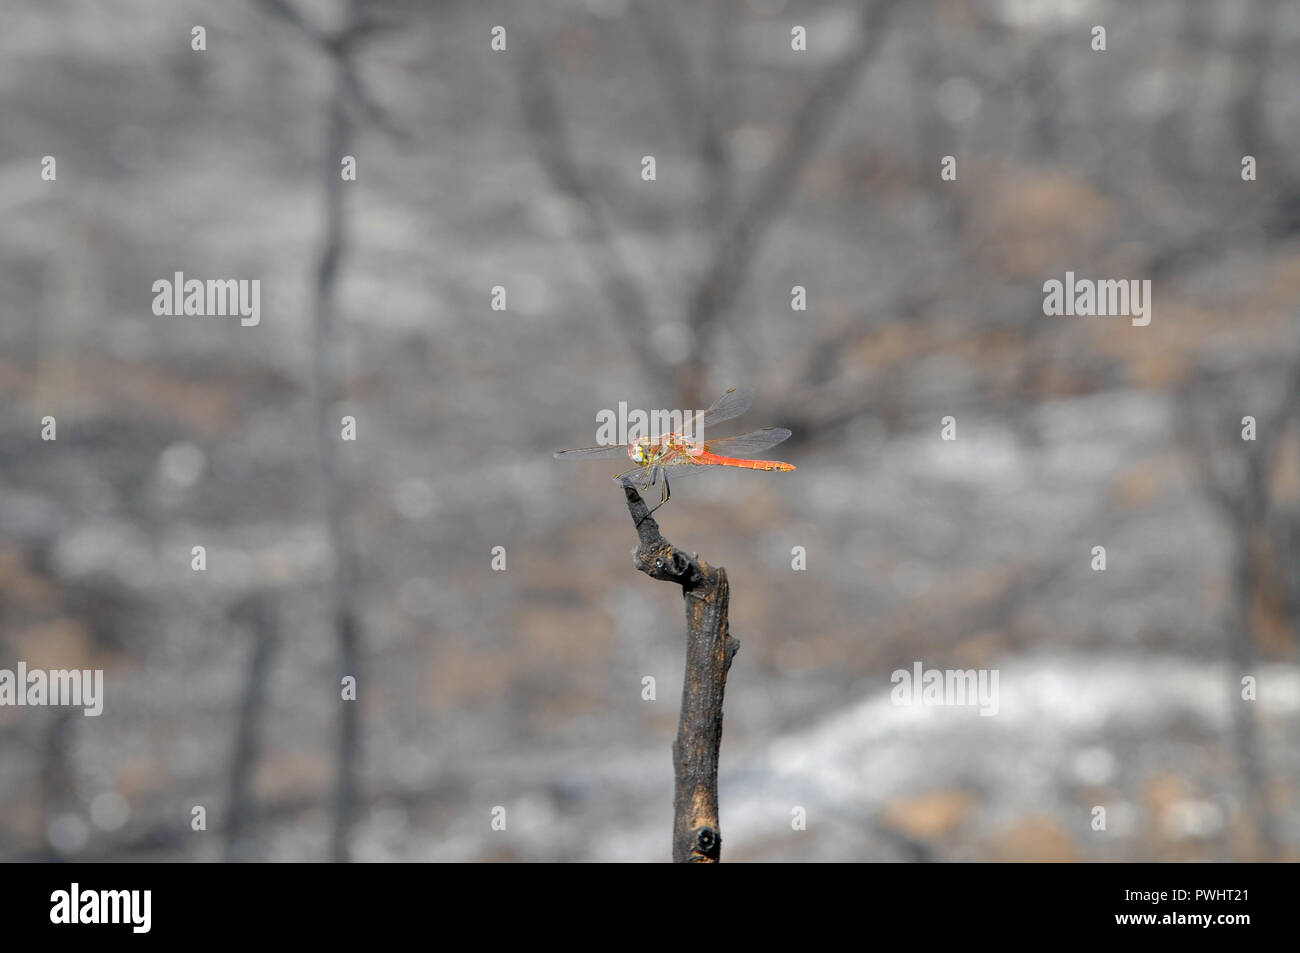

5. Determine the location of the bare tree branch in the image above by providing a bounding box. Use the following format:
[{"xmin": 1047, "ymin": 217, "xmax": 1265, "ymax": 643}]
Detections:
[
  {"xmin": 623, "ymin": 485, "xmax": 738, "ymax": 862},
  {"xmin": 254, "ymin": 0, "xmax": 375, "ymax": 863},
  {"xmin": 257, "ymin": 0, "xmax": 331, "ymax": 48},
  {"xmin": 317, "ymin": 23, "xmax": 365, "ymax": 865},
  {"xmin": 255, "ymin": 0, "xmax": 408, "ymax": 143},
  {"xmin": 515, "ymin": 42, "xmax": 671, "ymax": 390},
  {"xmin": 224, "ymin": 594, "xmax": 279, "ymax": 861},
  {"xmin": 1172, "ymin": 353, "xmax": 1300, "ymax": 860},
  {"xmin": 629, "ymin": 0, "xmax": 730, "ymax": 224},
  {"xmin": 680, "ymin": 0, "xmax": 899, "ymax": 403}
]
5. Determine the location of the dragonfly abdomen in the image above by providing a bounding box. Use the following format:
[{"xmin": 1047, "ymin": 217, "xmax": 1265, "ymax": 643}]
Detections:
[{"xmin": 696, "ymin": 452, "xmax": 795, "ymax": 472}]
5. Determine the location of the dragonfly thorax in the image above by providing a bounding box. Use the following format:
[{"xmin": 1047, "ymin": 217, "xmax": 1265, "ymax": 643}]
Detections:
[{"xmin": 628, "ymin": 435, "xmax": 692, "ymax": 465}]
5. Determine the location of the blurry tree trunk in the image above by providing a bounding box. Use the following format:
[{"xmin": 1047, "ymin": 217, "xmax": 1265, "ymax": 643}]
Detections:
[
  {"xmin": 224, "ymin": 594, "xmax": 279, "ymax": 861},
  {"xmin": 257, "ymin": 0, "xmax": 395, "ymax": 864},
  {"xmin": 316, "ymin": 25, "xmax": 365, "ymax": 867},
  {"xmin": 1225, "ymin": 526, "xmax": 1277, "ymax": 859},
  {"xmin": 1177, "ymin": 357, "xmax": 1300, "ymax": 859},
  {"xmin": 1229, "ymin": 0, "xmax": 1280, "ymax": 159},
  {"xmin": 38, "ymin": 710, "xmax": 75, "ymax": 861},
  {"xmin": 1153, "ymin": 0, "xmax": 1208, "ymax": 174}
]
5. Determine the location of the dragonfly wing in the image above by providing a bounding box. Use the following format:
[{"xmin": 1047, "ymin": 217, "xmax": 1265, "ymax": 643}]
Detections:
[
  {"xmin": 683, "ymin": 386, "xmax": 755, "ymax": 436},
  {"xmin": 628, "ymin": 457, "xmax": 714, "ymax": 481},
  {"xmin": 617, "ymin": 456, "xmax": 704, "ymax": 486},
  {"xmin": 616, "ymin": 464, "xmax": 659, "ymax": 487},
  {"xmin": 703, "ymin": 427, "xmax": 792, "ymax": 456},
  {"xmin": 554, "ymin": 444, "xmax": 630, "ymax": 461}
]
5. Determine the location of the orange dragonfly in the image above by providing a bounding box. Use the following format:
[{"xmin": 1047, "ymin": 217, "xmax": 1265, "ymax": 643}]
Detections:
[{"xmin": 553, "ymin": 386, "xmax": 795, "ymax": 513}]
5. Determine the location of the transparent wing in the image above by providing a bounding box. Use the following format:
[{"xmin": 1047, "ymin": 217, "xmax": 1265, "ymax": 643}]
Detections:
[
  {"xmin": 702, "ymin": 427, "xmax": 792, "ymax": 456},
  {"xmin": 682, "ymin": 386, "xmax": 755, "ymax": 435},
  {"xmin": 616, "ymin": 456, "xmax": 721, "ymax": 487},
  {"xmin": 554, "ymin": 444, "xmax": 630, "ymax": 461},
  {"xmin": 616, "ymin": 463, "xmax": 661, "ymax": 488}
]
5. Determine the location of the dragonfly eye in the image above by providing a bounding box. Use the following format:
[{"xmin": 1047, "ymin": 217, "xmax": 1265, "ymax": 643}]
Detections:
[{"xmin": 632, "ymin": 444, "xmax": 645, "ymax": 463}]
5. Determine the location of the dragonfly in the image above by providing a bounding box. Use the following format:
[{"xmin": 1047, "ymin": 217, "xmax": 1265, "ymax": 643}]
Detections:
[{"xmin": 553, "ymin": 386, "xmax": 795, "ymax": 515}]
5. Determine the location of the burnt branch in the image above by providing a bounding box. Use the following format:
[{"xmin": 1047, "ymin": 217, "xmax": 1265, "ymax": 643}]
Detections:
[
  {"xmin": 224, "ymin": 593, "xmax": 280, "ymax": 861},
  {"xmin": 255, "ymin": 0, "xmax": 408, "ymax": 143},
  {"xmin": 680, "ymin": 0, "xmax": 899, "ymax": 402},
  {"xmin": 515, "ymin": 44, "xmax": 671, "ymax": 391},
  {"xmin": 623, "ymin": 485, "xmax": 739, "ymax": 862}
]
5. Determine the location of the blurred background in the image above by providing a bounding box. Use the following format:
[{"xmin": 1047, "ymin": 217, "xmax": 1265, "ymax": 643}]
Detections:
[{"xmin": 1, "ymin": 0, "xmax": 1298, "ymax": 862}]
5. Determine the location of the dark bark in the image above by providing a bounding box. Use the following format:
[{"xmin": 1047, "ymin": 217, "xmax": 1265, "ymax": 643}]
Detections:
[
  {"xmin": 317, "ymin": 50, "xmax": 363, "ymax": 867},
  {"xmin": 224, "ymin": 594, "xmax": 279, "ymax": 861},
  {"xmin": 623, "ymin": 485, "xmax": 738, "ymax": 862}
]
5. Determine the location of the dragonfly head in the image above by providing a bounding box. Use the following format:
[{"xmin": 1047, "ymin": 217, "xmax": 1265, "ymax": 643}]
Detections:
[{"xmin": 630, "ymin": 443, "xmax": 647, "ymax": 464}]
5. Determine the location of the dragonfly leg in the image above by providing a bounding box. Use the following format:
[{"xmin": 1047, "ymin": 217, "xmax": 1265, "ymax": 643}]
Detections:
[{"xmin": 643, "ymin": 473, "xmax": 671, "ymax": 520}]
